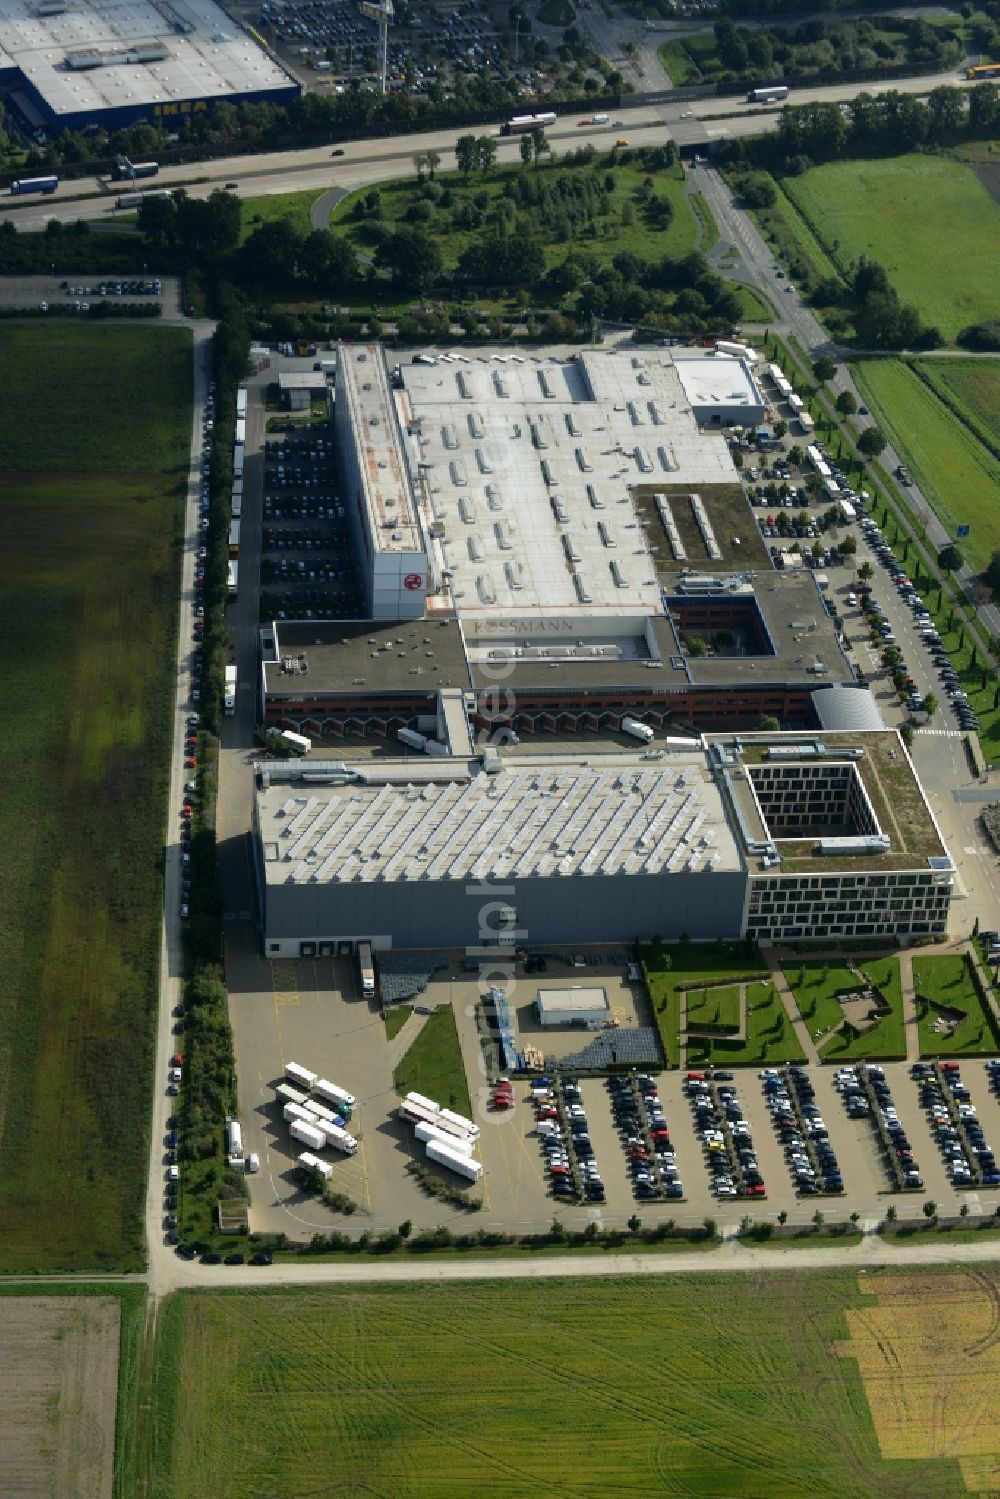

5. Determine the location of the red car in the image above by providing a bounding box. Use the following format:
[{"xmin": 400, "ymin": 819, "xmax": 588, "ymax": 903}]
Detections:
[
  {"xmin": 537, "ymin": 1106, "xmax": 558, "ymax": 1120},
  {"xmin": 184, "ymin": 757, "xmax": 197, "ymax": 769},
  {"xmin": 745, "ymin": 1184, "xmax": 766, "ymax": 1197},
  {"xmin": 181, "ymin": 805, "xmax": 192, "ymax": 819},
  {"xmin": 940, "ymin": 1061, "xmax": 961, "ymax": 1072},
  {"xmin": 686, "ymin": 1071, "xmax": 705, "ymax": 1081},
  {"xmin": 549, "ymin": 1163, "xmax": 570, "ymax": 1176},
  {"xmin": 171, "ymin": 1052, "xmax": 184, "ymax": 1066}
]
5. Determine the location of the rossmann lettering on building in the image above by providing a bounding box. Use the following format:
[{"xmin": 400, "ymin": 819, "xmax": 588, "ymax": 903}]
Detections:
[{"xmin": 0, "ymin": 0, "xmax": 300, "ymax": 135}]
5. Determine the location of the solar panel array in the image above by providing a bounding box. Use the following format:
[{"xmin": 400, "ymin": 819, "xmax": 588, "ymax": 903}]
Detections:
[{"xmin": 263, "ymin": 759, "xmax": 736, "ymax": 887}]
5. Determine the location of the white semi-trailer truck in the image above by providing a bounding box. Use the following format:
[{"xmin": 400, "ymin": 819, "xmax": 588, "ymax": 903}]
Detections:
[
  {"xmin": 426, "ymin": 1138, "xmax": 483, "ymax": 1181},
  {"xmin": 621, "ymin": 716, "xmax": 654, "ymax": 743},
  {"xmin": 290, "ymin": 1119, "xmax": 326, "ymax": 1151}
]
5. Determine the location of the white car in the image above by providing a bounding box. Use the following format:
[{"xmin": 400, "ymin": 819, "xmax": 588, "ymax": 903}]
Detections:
[{"xmin": 169, "ymin": 1067, "xmax": 182, "ymax": 1083}]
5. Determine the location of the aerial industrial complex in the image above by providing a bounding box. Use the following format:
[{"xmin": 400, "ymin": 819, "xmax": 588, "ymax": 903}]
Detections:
[
  {"xmin": 0, "ymin": 0, "xmax": 298, "ymax": 135},
  {"xmin": 249, "ymin": 342, "xmax": 956, "ymax": 957}
]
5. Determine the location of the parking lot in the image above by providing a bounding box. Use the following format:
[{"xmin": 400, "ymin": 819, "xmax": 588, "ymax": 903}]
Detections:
[
  {"xmin": 0, "ymin": 272, "xmax": 180, "ymax": 316},
  {"xmin": 223, "ymin": 924, "xmax": 1000, "ymax": 1238},
  {"xmin": 259, "ymin": 432, "xmax": 364, "ymax": 623},
  {"xmin": 230, "ymin": 0, "xmax": 561, "ymax": 98}
]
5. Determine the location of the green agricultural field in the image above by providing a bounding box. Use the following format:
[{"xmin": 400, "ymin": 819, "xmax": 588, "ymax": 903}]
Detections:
[
  {"xmin": 917, "ymin": 358, "xmax": 1000, "ymax": 461},
  {"xmin": 913, "ymin": 953, "xmax": 1000, "ymax": 1057},
  {"xmin": 149, "ymin": 1273, "xmax": 972, "ymax": 1498},
  {"xmin": 330, "ymin": 158, "xmax": 698, "ymax": 273},
  {"xmin": 393, "ymin": 1005, "xmax": 472, "ymax": 1116},
  {"xmin": 0, "ymin": 323, "xmax": 191, "ymax": 1271},
  {"xmin": 784, "ymin": 155, "xmax": 1000, "ymax": 341},
  {"xmin": 789, "ymin": 957, "xmax": 906, "ymax": 1062},
  {"xmin": 854, "ymin": 359, "xmax": 1000, "ymax": 574}
]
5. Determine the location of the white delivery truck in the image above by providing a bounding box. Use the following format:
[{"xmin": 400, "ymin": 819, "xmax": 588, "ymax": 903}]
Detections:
[
  {"xmin": 283, "ymin": 1101, "xmax": 313, "ymax": 1124},
  {"xmin": 622, "ymin": 716, "xmax": 654, "ymax": 743},
  {"xmin": 224, "ymin": 664, "xmax": 237, "ymax": 715},
  {"xmin": 285, "ymin": 1060, "xmax": 317, "ymax": 1091},
  {"xmin": 426, "ymin": 1138, "xmax": 483, "ymax": 1182},
  {"xmin": 225, "ymin": 1117, "xmax": 245, "ymax": 1167},
  {"xmin": 415, "ymin": 1119, "xmax": 475, "ymax": 1154},
  {"xmin": 290, "ymin": 1118, "xmax": 326, "ymax": 1151},
  {"xmin": 314, "ymin": 1078, "xmax": 355, "ymax": 1113},
  {"xmin": 275, "ymin": 1082, "xmax": 308, "ymax": 1108},
  {"xmin": 297, "ymin": 1150, "xmax": 332, "ymax": 1180},
  {"xmin": 322, "ymin": 1122, "xmax": 358, "ymax": 1155}
]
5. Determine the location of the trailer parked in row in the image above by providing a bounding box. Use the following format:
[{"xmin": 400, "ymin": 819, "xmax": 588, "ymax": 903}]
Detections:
[
  {"xmin": 297, "ymin": 1150, "xmax": 332, "ymax": 1180},
  {"xmin": 285, "ymin": 1060, "xmax": 317, "ymax": 1091},
  {"xmin": 426, "ymin": 1138, "xmax": 483, "ymax": 1181},
  {"xmin": 290, "ymin": 1119, "xmax": 326, "ymax": 1151},
  {"xmin": 415, "ymin": 1119, "xmax": 474, "ymax": 1155}
]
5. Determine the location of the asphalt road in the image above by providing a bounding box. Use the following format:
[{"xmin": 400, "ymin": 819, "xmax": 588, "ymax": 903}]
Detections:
[{"xmin": 0, "ymin": 65, "xmax": 973, "ymax": 233}]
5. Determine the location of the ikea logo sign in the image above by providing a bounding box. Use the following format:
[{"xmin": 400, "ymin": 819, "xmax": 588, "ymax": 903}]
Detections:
[{"xmin": 153, "ymin": 100, "xmax": 209, "ymax": 118}]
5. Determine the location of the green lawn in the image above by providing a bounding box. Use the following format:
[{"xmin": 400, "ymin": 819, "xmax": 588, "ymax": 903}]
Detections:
[
  {"xmin": 732, "ymin": 282, "xmax": 775, "ymax": 322},
  {"xmin": 149, "ymin": 1274, "xmax": 968, "ymax": 1498},
  {"xmin": 641, "ymin": 941, "xmax": 769, "ymax": 1067},
  {"xmin": 912, "ymin": 953, "xmax": 1000, "ymax": 1057},
  {"xmin": 393, "ymin": 1005, "xmax": 472, "ymax": 1116},
  {"xmin": 239, "ymin": 189, "xmax": 320, "ymax": 244},
  {"xmin": 784, "ymin": 155, "xmax": 1000, "ymax": 341},
  {"xmin": 853, "ymin": 359, "xmax": 1000, "ymax": 576},
  {"xmin": 688, "ymin": 980, "xmax": 807, "ymax": 1068},
  {"xmin": 788, "ymin": 957, "xmax": 906, "ymax": 1062},
  {"xmin": 659, "ymin": 36, "xmax": 709, "ymax": 84},
  {"xmin": 330, "ymin": 158, "xmax": 698, "ymax": 274},
  {"xmin": 685, "ymin": 983, "xmax": 741, "ymax": 1031},
  {"xmin": 384, "ymin": 1004, "xmax": 413, "ymax": 1041},
  {"xmin": 0, "ymin": 324, "xmax": 191, "ymax": 1271},
  {"xmin": 689, "ymin": 189, "xmax": 719, "ymax": 252}
]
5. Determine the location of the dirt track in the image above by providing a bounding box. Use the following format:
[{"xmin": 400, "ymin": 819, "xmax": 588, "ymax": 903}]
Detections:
[{"xmin": 0, "ymin": 1297, "xmax": 119, "ymax": 1499}]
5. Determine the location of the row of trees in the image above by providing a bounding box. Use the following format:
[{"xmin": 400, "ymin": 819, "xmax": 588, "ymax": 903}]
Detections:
[{"xmin": 707, "ymin": 14, "xmax": 959, "ymax": 83}]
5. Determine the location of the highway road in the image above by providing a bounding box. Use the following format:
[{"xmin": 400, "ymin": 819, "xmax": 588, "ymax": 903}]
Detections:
[{"xmin": 0, "ymin": 64, "xmax": 972, "ymax": 232}]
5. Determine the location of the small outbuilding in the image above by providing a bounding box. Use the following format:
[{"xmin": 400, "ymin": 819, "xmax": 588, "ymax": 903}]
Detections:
[
  {"xmin": 535, "ymin": 985, "xmax": 611, "ymax": 1030},
  {"xmin": 278, "ymin": 371, "xmax": 326, "ymax": 410}
]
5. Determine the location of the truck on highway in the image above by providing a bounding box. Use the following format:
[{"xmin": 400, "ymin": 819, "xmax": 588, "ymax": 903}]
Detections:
[
  {"xmin": 115, "ymin": 188, "xmax": 172, "ymax": 210},
  {"xmin": 10, "ymin": 176, "xmax": 58, "ymax": 195},
  {"xmin": 290, "ymin": 1118, "xmax": 326, "ymax": 1151},
  {"xmin": 358, "ymin": 941, "xmax": 375, "ymax": 1000},
  {"xmin": 747, "ymin": 85, "xmax": 788, "ymax": 103},
  {"xmin": 501, "ymin": 111, "xmax": 557, "ymax": 135},
  {"xmin": 425, "ymin": 1138, "xmax": 483, "ymax": 1181},
  {"xmin": 113, "ymin": 160, "xmax": 159, "ymax": 180},
  {"xmin": 622, "ymin": 716, "xmax": 654, "ymax": 743},
  {"xmin": 224, "ymin": 664, "xmax": 237, "ymax": 715}
]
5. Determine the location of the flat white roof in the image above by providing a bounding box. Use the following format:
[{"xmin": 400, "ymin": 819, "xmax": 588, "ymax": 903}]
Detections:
[
  {"xmin": 0, "ymin": 0, "xmax": 293, "ymax": 117},
  {"xmin": 537, "ymin": 986, "xmax": 610, "ymax": 1014},
  {"xmin": 400, "ymin": 349, "xmax": 738, "ymax": 618},
  {"xmin": 258, "ymin": 749, "xmax": 741, "ymax": 887},
  {"xmin": 338, "ymin": 344, "xmax": 423, "ymax": 557},
  {"xmin": 673, "ymin": 355, "xmax": 765, "ymax": 414},
  {"xmin": 278, "ymin": 372, "xmax": 325, "ymax": 389}
]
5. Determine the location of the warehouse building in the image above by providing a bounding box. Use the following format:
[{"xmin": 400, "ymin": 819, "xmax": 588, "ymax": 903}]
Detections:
[
  {"xmin": 0, "ymin": 0, "xmax": 298, "ymax": 135},
  {"xmin": 251, "ymin": 731, "xmax": 954, "ymax": 954},
  {"xmin": 253, "ymin": 744, "xmax": 748, "ymax": 956}
]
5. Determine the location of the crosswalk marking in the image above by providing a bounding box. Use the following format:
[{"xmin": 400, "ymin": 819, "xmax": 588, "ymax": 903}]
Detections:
[{"xmin": 916, "ymin": 728, "xmax": 964, "ymax": 738}]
